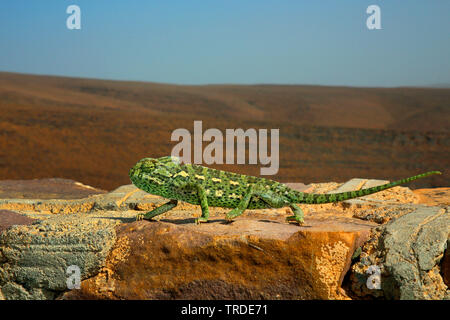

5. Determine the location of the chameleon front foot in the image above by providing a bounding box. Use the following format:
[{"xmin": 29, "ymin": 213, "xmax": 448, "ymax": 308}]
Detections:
[
  {"xmin": 136, "ymin": 213, "xmax": 146, "ymax": 221},
  {"xmin": 135, "ymin": 200, "xmax": 178, "ymax": 222},
  {"xmin": 136, "ymin": 212, "xmax": 156, "ymax": 221}
]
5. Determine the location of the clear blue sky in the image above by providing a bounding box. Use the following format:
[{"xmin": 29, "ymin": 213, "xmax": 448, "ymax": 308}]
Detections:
[{"xmin": 0, "ymin": 0, "xmax": 449, "ymax": 87}]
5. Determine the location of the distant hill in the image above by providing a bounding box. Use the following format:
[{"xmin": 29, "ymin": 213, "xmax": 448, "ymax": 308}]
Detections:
[{"xmin": 0, "ymin": 71, "xmax": 448, "ymax": 190}]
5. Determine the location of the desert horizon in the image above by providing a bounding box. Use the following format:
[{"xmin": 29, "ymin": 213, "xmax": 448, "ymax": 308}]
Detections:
[
  {"xmin": 4, "ymin": 70, "xmax": 450, "ymax": 89},
  {"xmin": 0, "ymin": 71, "xmax": 448, "ymax": 190}
]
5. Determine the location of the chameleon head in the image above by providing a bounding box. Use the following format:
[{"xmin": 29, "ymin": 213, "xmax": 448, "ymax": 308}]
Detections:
[
  {"xmin": 129, "ymin": 156, "xmax": 181, "ymax": 189},
  {"xmin": 129, "ymin": 157, "xmax": 156, "ymax": 179}
]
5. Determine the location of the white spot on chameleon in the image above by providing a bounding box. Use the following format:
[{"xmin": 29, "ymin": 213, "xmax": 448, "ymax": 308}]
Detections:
[
  {"xmin": 229, "ymin": 180, "xmax": 239, "ymax": 186},
  {"xmin": 195, "ymin": 174, "xmax": 205, "ymax": 180},
  {"xmin": 215, "ymin": 190, "xmax": 223, "ymax": 197},
  {"xmin": 212, "ymin": 178, "xmax": 222, "ymax": 183}
]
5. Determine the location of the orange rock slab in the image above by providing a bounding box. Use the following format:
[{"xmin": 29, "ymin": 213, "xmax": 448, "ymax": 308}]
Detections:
[
  {"xmin": 63, "ymin": 216, "xmax": 375, "ymax": 300},
  {"xmin": 413, "ymin": 188, "xmax": 450, "ymax": 206}
]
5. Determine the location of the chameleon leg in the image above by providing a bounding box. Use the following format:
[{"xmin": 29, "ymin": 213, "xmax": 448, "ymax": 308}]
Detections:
[
  {"xmin": 225, "ymin": 186, "xmax": 254, "ymax": 221},
  {"xmin": 286, "ymin": 203, "xmax": 304, "ymax": 225},
  {"xmin": 255, "ymin": 191, "xmax": 304, "ymax": 225},
  {"xmin": 256, "ymin": 191, "xmax": 288, "ymax": 208},
  {"xmin": 195, "ymin": 185, "xmax": 210, "ymax": 224},
  {"xmin": 136, "ymin": 199, "xmax": 178, "ymax": 221}
]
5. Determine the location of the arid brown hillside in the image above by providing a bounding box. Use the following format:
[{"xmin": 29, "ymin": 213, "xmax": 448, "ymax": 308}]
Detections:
[{"xmin": 0, "ymin": 71, "xmax": 448, "ymax": 190}]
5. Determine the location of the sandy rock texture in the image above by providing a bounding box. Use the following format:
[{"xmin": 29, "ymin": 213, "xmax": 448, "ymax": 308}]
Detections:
[{"xmin": 0, "ymin": 178, "xmax": 448, "ymax": 300}]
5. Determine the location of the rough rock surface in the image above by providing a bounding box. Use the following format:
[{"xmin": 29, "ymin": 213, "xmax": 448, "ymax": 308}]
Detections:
[
  {"xmin": 347, "ymin": 187, "xmax": 450, "ymax": 299},
  {"xmin": 62, "ymin": 217, "xmax": 374, "ymax": 300},
  {"xmin": 347, "ymin": 206, "xmax": 449, "ymax": 300},
  {"xmin": 0, "ymin": 210, "xmax": 36, "ymax": 234},
  {"xmin": 0, "ymin": 212, "xmax": 126, "ymax": 299},
  {"xmin": 413, "ymin": 188, "xmax": 450, "ymax": 207},
  {"xmin": 0, "ymin": 178, "xmax": 107, "ymax": 199},
  {"xmin": 0, "ymin": 179, "xmax": 448, "ymax": 300}
]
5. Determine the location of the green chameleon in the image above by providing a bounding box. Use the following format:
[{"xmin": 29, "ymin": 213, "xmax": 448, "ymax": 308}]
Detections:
[{"xmin": 129, "ymin": 156, "xmax": 441, "ymax": 225}]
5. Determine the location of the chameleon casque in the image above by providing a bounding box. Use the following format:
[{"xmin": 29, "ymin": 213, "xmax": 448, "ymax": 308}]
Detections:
[{"xmin": 129, "ymin": 156, "xmax": 441, "ymax": 225}]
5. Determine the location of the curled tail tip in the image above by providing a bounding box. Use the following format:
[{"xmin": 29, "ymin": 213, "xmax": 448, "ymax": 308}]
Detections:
[{"xmin": 418, "ymin": 171, "xmax": 441, "ymax": 177}]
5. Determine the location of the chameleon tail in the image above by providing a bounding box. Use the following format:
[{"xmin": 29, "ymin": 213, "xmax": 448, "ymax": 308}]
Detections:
[{"xmin": 294, "ymin": 171, "xmax": 442, "ymax": 204}]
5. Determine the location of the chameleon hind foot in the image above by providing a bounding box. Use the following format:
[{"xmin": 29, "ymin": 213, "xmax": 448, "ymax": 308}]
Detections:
[
  {"xmin": 286, "ymin": 204, "xmax": 304, "ymax": 225},
  {"xmin": 225, "ymin": 208, "xmax": 244, "ymax": 222},
  {"xmin": 195, "ymin": 217, "xmax": 209, "ymax": 224},
  {"xmin": 225, "ymin": 215, "xmax": 236, "ymax": 223},
  {"xmin": 285, "ymin": 215, "xmax": 304, "ymax": 225}
]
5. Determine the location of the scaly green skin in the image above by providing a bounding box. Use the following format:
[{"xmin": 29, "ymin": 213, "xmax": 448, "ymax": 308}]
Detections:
[{"xmin": 129, "ymin": 156, "xmax": 442, "ymax": 225}]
